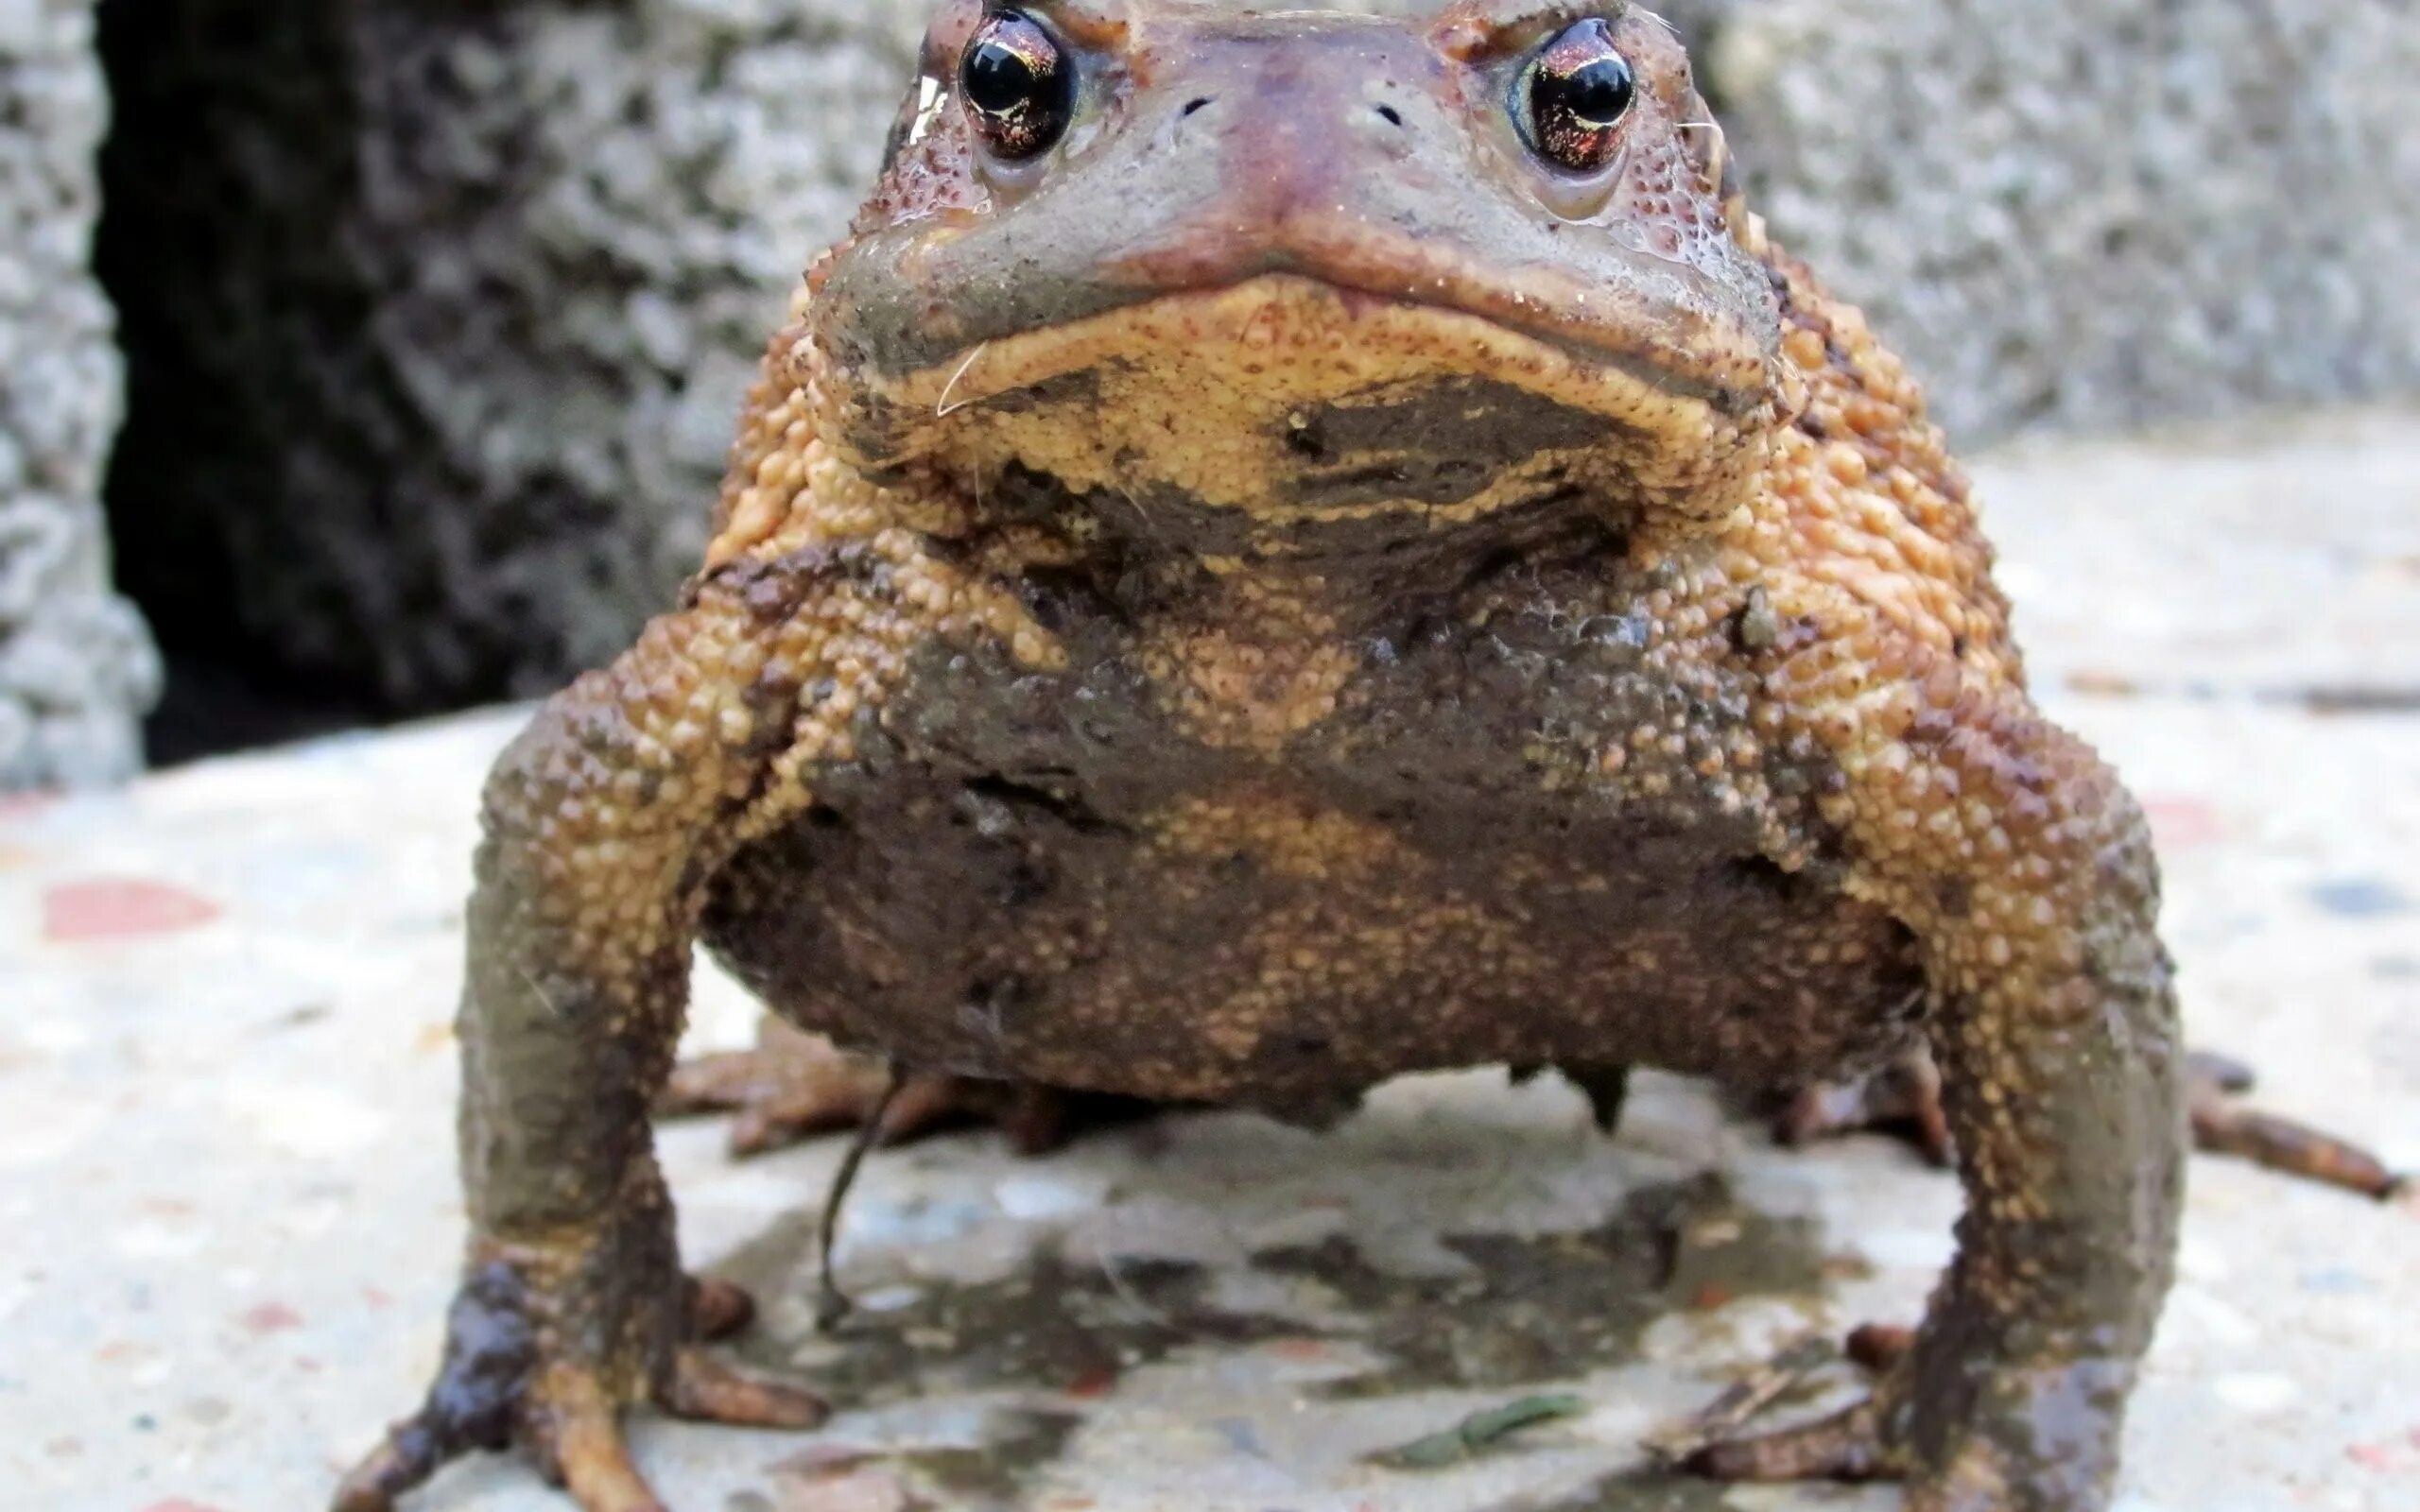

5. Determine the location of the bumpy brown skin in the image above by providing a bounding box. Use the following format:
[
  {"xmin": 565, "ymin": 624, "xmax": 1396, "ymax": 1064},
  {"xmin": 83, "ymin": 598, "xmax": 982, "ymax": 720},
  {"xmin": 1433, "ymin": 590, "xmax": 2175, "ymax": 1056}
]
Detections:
[{"xmin": 338, "ymin": 4, "xmax": 2185, "ymax": 1509}]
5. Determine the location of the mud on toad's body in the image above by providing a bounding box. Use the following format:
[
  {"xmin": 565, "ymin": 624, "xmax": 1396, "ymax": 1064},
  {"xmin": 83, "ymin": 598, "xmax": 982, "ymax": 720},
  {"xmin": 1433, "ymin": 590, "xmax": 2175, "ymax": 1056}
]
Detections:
[{"xmin": 339, "ymin": 4, "xmax": 2185, "ymax": 1509}]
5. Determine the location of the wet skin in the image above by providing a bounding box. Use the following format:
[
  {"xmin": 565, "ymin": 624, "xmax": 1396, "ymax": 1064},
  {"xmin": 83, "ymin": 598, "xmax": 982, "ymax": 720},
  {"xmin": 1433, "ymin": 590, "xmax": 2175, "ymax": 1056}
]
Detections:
[{"xmin": 337, "ymin": 3, "xmax": 2188, "ymax": 1509}]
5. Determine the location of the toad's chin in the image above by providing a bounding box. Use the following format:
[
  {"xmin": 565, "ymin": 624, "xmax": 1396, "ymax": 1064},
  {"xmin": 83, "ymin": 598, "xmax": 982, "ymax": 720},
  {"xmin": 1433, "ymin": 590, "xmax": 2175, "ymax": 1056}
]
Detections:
[{"xmin": 807, "ymin": 274, "xmax": 1785, "ymax": 532}]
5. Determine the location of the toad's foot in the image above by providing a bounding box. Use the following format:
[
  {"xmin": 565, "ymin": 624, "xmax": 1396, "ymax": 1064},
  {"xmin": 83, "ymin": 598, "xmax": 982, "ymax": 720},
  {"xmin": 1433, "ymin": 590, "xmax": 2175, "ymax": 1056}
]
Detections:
[
  {"xmin": 1686, "ymin": 1331, "xmax": 2124, "ymax": 1512},
  {"xmin": 1769, "ymin": 1053, "xmax": 1951, "ymax": 1166},
  {"xmin": 658, "ymin": 1019, "xmax": 993, "ymax": 1156},
  {"xmin": 2184, "ymin": 1051, "xmax": 2403, "ymax": 1198},
  {"xmin": 334, "ymin": 1250, "xmax": 821, "ymax": 1512},
  {"xmin": 1772, "ymin": 1048, "xmax": 2401, "ymax": 1198},
  {"xmin": 659, "ymin": 1017, "xmax": 1159, "ymax": 1158}
]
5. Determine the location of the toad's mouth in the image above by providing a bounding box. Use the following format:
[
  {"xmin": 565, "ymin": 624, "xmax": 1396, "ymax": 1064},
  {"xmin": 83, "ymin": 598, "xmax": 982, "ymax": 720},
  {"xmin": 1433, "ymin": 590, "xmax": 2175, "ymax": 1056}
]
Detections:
[
  {"xmin": 810, "ymin": 274, "xmax": 1781, "ymax": 528},
  {"xmin": 816, "ymin": 225, "xmax": 1778, "ymax": 414}
]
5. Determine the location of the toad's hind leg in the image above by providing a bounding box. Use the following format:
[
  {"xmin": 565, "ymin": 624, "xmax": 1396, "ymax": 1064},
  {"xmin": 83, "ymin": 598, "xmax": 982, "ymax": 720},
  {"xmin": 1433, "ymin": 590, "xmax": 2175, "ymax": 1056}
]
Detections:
[{"xmin": 660, "ymin": 1015, "xmax": 1164, "ymax": 1157}]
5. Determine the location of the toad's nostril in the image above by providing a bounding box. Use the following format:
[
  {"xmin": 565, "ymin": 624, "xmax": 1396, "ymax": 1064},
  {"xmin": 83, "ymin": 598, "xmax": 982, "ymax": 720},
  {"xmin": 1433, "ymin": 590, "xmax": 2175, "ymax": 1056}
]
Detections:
[
  {"xmin": 1183, "ymin": 96, "xmax": 1214, "ymax": 117},
  {"xmin": 1374, "ymin": 104, "xmax": 1404, "ymax": 127}
]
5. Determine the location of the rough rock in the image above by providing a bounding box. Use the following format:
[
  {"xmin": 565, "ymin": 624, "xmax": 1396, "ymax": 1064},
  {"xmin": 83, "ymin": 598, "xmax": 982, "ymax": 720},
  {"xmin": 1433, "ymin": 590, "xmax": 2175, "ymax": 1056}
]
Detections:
[
  {"xmin": 101, "ymin": 0, "xmax": 934, "ymax": 713},
  {"xmin": 0, "ymin": 0, "xmax": 159, "ymax": 789},
  {"xmin": 1685, "ymin": 0, "xmax": 2420, "ymax": 441}
]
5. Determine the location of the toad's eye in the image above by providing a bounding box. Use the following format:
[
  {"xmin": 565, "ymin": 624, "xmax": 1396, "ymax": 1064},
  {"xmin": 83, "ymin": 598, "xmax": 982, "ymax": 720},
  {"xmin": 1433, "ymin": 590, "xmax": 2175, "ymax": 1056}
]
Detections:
[
  {"xmin": 1514, "ymin": 18, "xmax": 1636, "ymax": 173},
  {"xmin": 960, "ymin": 10, "xmax": 1074, "ymax": 160}
]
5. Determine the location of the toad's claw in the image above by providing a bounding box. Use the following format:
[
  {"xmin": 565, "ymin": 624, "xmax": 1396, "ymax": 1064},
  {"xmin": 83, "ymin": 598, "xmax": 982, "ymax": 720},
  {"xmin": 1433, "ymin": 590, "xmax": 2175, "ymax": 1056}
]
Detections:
[
  {"xmin": 333, "ymin": 1261, "xmax": 532, "ymax": 1511},
  {"xmin": 331, "ymin": 1435, "xmax": 452, "ymax": 1512},
  {"xmin": 665, "ymin": 1348, "xmax": 828, "ymax": 1428},
  {"xmin": 537, "ymin": 1371, "xmax": 666, "ymax": 1512}
]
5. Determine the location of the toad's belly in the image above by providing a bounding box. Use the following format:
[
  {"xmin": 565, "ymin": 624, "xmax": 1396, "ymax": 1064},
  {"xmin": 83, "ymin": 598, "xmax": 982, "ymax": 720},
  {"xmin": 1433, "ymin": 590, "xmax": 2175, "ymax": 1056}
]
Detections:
[{"xmin": 700, "ymin": 772, "xmax": 1927, "ymax": 1111}]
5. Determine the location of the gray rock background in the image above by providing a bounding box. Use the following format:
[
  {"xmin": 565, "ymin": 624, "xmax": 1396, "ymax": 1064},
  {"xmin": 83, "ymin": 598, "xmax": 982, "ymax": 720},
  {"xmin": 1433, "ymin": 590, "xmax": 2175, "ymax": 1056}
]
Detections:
[
  {"xmin": 0, "ymin": 0, "xmax": 158, "ymax": 788},
  {"xmin": 1690, "ymin": 0, "xmax": 2420, "ymax": 440},
  {"xmin": 9, "ymin": 0, "xmax": 2416, "ymax": 767},
  {"xmin": 99, "ymin": 0, "xmax": 938, "ymax": 727}
]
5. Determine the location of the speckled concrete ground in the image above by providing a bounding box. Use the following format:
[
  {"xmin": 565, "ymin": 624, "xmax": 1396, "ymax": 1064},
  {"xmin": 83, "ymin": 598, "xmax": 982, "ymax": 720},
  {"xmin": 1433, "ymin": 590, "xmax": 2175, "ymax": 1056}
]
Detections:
[{"xmin": 6, "ymin": 411, "xmax": 2418, "ymax": 1512}]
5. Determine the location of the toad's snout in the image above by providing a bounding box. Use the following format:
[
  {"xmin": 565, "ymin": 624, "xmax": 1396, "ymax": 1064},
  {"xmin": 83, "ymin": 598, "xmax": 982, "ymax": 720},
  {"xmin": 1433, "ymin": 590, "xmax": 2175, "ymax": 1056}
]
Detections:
[{"xmin": 1098, "ymin": 31, "xmax": 1484, "ymax": 289}]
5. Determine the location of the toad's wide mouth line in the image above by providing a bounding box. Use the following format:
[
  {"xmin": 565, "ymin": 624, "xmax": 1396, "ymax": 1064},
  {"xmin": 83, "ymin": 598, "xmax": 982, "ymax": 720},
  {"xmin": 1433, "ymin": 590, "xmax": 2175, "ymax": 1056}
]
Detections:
[{"xmin": 856, "ymin": 271, "xmax": 1770, "ymax": 424}]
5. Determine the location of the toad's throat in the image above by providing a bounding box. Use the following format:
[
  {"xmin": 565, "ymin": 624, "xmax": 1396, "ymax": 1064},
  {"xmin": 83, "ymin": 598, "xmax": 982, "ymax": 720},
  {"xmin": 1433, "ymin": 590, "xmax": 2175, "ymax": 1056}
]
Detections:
[
  {"xmin": 836, "ymin": 276, "xmax": 1754, "ymax": 527},
  {"xmin": 1041, "ymin": 369, "xmax": 1620, "ymax": 521}
]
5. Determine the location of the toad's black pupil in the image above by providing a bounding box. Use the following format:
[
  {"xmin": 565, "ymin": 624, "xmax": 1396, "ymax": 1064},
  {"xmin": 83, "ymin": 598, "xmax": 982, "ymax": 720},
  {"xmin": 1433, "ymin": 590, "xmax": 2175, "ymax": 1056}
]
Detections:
[
  {"xmin": 959, "ymin": 12, "xmax": 1070, "ymax": 159},
  {"xmin": 964, "ymin": 40, "xmax": 1037, "ymax": 115},
  {"xmin": 1519, "ymin": 20, "xmax": 1635, "ymax": 172},
  {"xmin": 1555, "ymin": 56, "xmax": 1634, "ymax": 127}
]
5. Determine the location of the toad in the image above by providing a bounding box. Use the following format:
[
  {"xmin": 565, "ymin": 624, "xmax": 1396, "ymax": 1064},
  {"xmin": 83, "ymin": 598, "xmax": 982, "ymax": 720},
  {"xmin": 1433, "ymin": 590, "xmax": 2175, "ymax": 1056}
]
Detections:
[{"xmin": 339, "ymin": 3, "xmax": 2206, "ymax": 1507}]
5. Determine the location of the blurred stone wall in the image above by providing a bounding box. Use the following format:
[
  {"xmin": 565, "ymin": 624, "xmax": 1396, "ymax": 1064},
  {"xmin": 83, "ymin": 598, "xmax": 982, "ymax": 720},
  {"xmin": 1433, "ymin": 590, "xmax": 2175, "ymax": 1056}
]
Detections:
[
  {"xmin": 1689, "ymin": 0, "xmax": 2420, "ymax": 440},
  {"xmin": 60, "ymin": 0, "xmax": 2420, "ymax": 747},
  {"xmin": 100, "ymin": 0, "xmax": 935, "ymax": 719},
  {"xmin": 0, "ymin": 0, "xmax": 157, "ymax": 788}
]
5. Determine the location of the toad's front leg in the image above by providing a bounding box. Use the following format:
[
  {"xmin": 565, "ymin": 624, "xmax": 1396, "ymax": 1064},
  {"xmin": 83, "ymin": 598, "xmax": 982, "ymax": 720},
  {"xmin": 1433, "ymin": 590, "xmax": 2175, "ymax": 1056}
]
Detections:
[
  {"xmin": 1698, "ymin": 711, "xmax": 2185, "ymax": 1512},
  {"xmin": 335, "ymin": 543, "xmax": 1002, "ymax": 1511}
]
